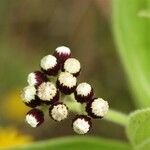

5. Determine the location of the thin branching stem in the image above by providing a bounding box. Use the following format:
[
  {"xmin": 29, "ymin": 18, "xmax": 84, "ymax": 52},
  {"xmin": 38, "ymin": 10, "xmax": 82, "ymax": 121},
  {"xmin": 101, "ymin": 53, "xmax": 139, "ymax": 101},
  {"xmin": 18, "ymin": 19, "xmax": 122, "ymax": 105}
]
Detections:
[{"xmin": 65, "ymin": 96, "xmax": 128, "ymax": 127}]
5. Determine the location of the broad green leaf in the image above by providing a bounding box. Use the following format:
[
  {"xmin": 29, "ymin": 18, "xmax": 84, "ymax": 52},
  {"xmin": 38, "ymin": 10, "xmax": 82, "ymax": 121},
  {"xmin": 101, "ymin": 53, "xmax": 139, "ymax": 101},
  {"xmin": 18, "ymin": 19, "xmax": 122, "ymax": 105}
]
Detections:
[
  {"xmin": 5, "ymin": 136, "xmax": 131, "ymax": 150},
  {"xmin": 112, "ymin": 0, "xmax": 150, "ymax": 107},
  {"xmin": 127, "ymin": 108, "xmax": 150, "ymax": 150}
]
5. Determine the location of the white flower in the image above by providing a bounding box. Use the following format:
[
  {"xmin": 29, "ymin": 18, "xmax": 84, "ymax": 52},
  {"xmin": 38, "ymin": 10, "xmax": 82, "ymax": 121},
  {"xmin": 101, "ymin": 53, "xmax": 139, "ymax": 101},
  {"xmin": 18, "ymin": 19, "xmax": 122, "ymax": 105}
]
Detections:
[
  {"xmin": 58, "ymin": 72, "xmax": 77, "ymax": 88},
  {"xmin": 74, "ymin": 82, "xmax": 93, "ymax": 103},
  {"xmin": 50, "ymin": 103, "xmax": 68, "ymax": 121},
  {"xmin": 26, "ymin": 109, "xmax": 44, "ymax": 128},
  {"xmin": 54, "ymin": 46, "xmax": 71, "ymax": 63},
  {"xmin": 64, "ymin": 58, "xmax": 81, "ymax": 75},
  {"xmin": 27, "ymin": 73, "xmax": 37, "ymax": 86},
  {"xmin": 73, "ymin": 116, "xmax": 91, "ymax": 134},
  {"xmin": 26, "ymin": 114, "xmax": 39, "ymax": 128},
  {"xmin": 21, "ymin": 85, "xmax": 36, "ymax": 103},
  {"xmin": 27, "ymin": 71, "xmax": 47, "ymax": 86},
  {"xmin": 37, "ymin": 82, "xmax": 57, "ymax": 101},
  {"xmin": 40, "ymin": 55, "xmax": 57, "ymax": 70},
  {"xmin": 55, "ymin": 46, "xmax": 71, "ymax": 55},
  {"xmin": 87, "ymin": 98, "xmax": 109, "ymax": 118},
  {"xmin": 76, "ymin": 82, "xmax": 92, "ymax": 96}
]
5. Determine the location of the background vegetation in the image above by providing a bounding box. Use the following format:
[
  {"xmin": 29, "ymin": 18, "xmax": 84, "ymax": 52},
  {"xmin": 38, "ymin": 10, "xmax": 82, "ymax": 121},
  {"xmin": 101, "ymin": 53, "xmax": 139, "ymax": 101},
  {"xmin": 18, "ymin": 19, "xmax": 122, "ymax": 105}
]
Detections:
[{"xmin": 0, "ymin": 0, "xmax": 149, "ymax": 150}]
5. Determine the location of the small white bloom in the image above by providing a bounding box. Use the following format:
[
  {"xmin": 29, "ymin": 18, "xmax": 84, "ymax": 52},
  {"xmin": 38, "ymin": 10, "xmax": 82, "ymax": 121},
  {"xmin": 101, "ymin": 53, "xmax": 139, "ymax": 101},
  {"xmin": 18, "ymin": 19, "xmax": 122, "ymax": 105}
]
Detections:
[
  {"xmin": 40, "ymin": 55, "xmax": 57, "ymax": 70},
  {"xmin": 27, "ymin": 73, "xmax": 37, "ymax": 86},
  {"xmin": 76, "ymin": 82, "xmax": 92, "ymax": 96},
  {"xmin": 91, "ymin": 98, "xmax": 109, "ymax": 117},
  {"xmin": 50, "ymin": 103, "xmax": 68, "ymax": 121},
  {"xmin": 58, "ymin": 72, "xmax": 77, "ymax": 88},
  {"xmin": 21, "ymin": 85, "xmax": 36, "ymax": 103},
  {"xmin": 54, "ymin": 46, "xmax": 71, "ymax": 63},
  {"xmin": 25, "ymin": 109, "xmax": 44, "ymax": 128},
  {"xmin": 27, "ymin": 71, "xmax": 47, "ymax": 86},
  {"xmin": 37, "ymin": 82, "xmax": 57, "ymax": 101},
  {"xmin": 55, "ymin": 46, "xmax": 71, "ymax": 55},
  {"xmin": 73, "ymin": 117, "xmax": 91, "ymax": 134},
  {"xmin": 26, "ymin": 114, "xmax": 39, "ymax": 128},
  {"xmin": 64, "ymin": 58, "xmax": 81, "ymax": 75}
]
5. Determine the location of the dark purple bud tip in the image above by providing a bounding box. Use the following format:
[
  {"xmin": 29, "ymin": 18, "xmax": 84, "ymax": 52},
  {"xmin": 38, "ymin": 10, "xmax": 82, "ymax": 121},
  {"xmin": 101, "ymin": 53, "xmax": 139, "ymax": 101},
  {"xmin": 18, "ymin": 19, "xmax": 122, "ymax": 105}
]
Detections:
[
  {"xmin": 37, "ymin": 82, "xmax": 59, "ymax": 105},
  {"xmin": 72, "ymin": 115, "xmax": 92, "ymax": 134},
  {"xmin": 25, "ymin": 108, "xmax": 44, "ymax": 128},
  {"xmin": 21, "ymin": 85, "xmax": 41, "ymax": 108},
  {"xmin": 49, "ymin": 102, "xmax": 68, "ymax": 121},
  {"xmin": 57, "ymin": 72, "xmax": 77, "ymax": 95},
  {"xmin": 40, "ymin": 55, "xmax": 60, "ymax": 76},
  {"xmin": 74, "ymin": 82, "xmax": 94, "ymax": 103},
  {"xmin": 63, "ymin": 58, "xmax": 81, "ymax": 77},
  {"xmin": 54, "ymin": 46, "xmax": 71, "ymax": 64},
  {"xmin": 86, "ymin": 98, "xmax": 109, "ymax": 119},
  {"xmin": 27, "ymin": 71, "xmax": 48, "ymax": 87}
]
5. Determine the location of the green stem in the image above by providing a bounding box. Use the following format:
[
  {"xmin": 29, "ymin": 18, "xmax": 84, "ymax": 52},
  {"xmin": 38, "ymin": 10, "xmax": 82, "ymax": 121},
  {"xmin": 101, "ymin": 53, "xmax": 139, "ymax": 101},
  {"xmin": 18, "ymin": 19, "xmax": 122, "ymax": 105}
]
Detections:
[
  {"xmin": 105, "ymin": 109, "xmax": 128, "ymax": 126},
  {"xmin": 64, "ymin": 101, "xmax": 83, "ymax": 114},
  {"xmin": 65, "ymin": 101, "xmax": 128, "ymax": 127}
]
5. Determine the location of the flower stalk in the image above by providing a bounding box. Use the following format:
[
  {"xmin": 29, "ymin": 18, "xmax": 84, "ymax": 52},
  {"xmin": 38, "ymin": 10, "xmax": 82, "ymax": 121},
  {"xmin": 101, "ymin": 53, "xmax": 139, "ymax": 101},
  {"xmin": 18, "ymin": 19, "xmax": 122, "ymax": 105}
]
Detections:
[
  {"xmin": 105, "ymin": 109, "xmax": 128, "ymax": 126},
  {"xmin": 65, "ymin": 97, "xmax": 128, "ymax": 127}
]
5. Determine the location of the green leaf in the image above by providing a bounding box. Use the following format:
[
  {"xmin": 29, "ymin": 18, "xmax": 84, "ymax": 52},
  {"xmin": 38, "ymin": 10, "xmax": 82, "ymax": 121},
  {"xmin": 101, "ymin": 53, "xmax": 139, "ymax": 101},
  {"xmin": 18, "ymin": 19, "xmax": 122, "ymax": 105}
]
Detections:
[
  {"xmin": 112, "ymin": 0, "xmax": 150, "ymax": 107},
  {"xmin": 127, "ymin": 108, "xmax": 150, "ymax": 150},
  {"xmin": 5, "ymin": 136, "xmax": 131, "ymax": 150}
]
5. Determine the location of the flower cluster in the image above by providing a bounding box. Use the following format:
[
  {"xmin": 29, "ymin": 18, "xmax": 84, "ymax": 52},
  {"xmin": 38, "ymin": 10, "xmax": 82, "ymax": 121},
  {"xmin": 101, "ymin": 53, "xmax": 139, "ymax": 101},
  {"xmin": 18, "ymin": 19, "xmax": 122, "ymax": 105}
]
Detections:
[{"xmin": 21, "ymin": 46, "xmax": 109, "ymax": 134}]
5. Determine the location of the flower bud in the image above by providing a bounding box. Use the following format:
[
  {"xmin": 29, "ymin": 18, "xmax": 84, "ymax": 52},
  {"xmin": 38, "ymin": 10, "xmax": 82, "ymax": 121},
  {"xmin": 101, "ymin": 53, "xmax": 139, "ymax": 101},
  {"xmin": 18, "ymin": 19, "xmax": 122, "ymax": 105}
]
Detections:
[
  {"xmin": 21, "ymin": 85, "xmax": 41, "ymax": 107},
  {"xmin": 25, "ymin": 109, "xmax": 44, "ymax": 128},
  {"xmin": 49, "ymin": 102, "xmax": 68, "ymax": 121},
  {"xmin": 27, "ymin": 71, "xmax": 48, "ymax": 87},
  {"xmin": 63, "ymin": 58, "xmax": 81, "ymax": 76},
  {"xmin": 74, "ymin": 82, "xmax": 93, "ymax": 103},
  {"xmin": 37, "ymin": 82, "xmax": 59, "ymax": 105},
  {"xmin": 54, "ymin": 46, "xmax": 71, "ymax": 63},
  {"xmin": 40, "ymin": 55, "xmax": 60, "ymax": 76},
  {"xmin": 72, "ymin": 115, "xmax": 92, "ymax": 134},
  {"xmin": 86, "ymin": 98, "xmax": 109, "ymax": 119},
  {"xmin": 57, "ymin": 72, "xmax": 77, "ymax": 95}
]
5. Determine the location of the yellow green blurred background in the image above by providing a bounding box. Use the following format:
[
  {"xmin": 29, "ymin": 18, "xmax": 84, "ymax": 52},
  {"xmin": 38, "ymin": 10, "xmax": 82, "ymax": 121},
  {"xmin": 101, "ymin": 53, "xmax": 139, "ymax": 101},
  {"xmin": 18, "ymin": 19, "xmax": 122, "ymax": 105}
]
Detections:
[{"xmin": 0, "ymin": 0, "xmax": 135, "ymax": 148}]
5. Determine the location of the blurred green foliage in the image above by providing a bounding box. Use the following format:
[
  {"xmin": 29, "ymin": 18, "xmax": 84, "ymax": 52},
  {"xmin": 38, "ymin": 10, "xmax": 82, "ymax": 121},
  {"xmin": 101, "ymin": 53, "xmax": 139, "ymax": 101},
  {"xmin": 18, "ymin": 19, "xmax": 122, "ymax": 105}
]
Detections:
[
  {"xmin": 127, "ymin": 108, "xmax": 150, "ymax": 150},
  {"xmin": 113, "ymin": 0, "xmax": 150, "ymax": 107},
  {"xmin": 1, "ymin": 0, "xmax": 150, "ymax": 150},
  {"xmin": 7, "ymin": 136, "xmax": 131, "ymax": 150}
]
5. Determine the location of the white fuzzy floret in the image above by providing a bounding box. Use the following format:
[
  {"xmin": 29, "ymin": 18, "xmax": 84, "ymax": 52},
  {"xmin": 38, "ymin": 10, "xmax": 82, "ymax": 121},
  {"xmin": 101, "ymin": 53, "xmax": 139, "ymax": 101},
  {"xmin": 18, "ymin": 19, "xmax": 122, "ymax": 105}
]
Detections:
[
  {"xmin": 76, "ymin": 82, "xmax": 92, "ymax": 96},
  {"xmin": 91, "ymin": 98, "xmax": 109, "ymax": 117},
  {"xmin": 27, "ymin": 73, "xmax": 37, "ymax": 86},
  {"xmin": 55, "ymin": 46, "xmax": 71, "ymax": 54},
  {"xmin": 26, "ymin": 114, "xmax": 39, "ymax": 128},
  {"xmin": 37, "ymin": 82, "xmax": 57, "ymax": 101},
  {"xmin": 73, "ymin": 118, "xmax": 90, "ymax": 134},
  {"xmin": 64, "ymin": 58, "xmax": 80, "ymax": 74},
  {"xmin": 51, "ymin": 104, "xmax": 68, "ymax": 121},
  {"xmin": 40, "ymin": 55, "xmax": 57, "ymax": 70},
  {"xmin": 21, "ymin": 86, "xmax": 36, "ymax": 103},
  {"xmin": 58, "ymin": 72, "xmax": 77, "ymax": 88}
]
